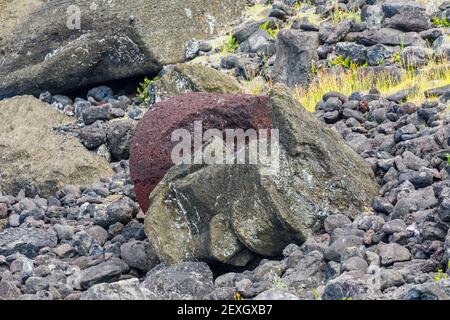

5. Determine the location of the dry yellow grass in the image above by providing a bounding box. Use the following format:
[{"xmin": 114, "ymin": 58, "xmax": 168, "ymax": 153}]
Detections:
[
  {"xmin": 244, "ymin": 3, "xmax": 272, "ymax": 21},
  {"xmin": 294, "ymin": 60, "xmax": 450, "ymax": 112},
  {"xmin": 418, "ymin": 0, "xmax": 446, "ymax": 14},
  {"xmin": 241, "ymin": 76, "xmax": 271, "ymax": 96},
  {"xmin": 293, "ymin": 5, "xmax": 323, "ymax": 25}
]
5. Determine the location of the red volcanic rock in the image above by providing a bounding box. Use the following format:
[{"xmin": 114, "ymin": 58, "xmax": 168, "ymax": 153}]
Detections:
[{"xmin": 129, "ymin": 92, "xmax": 271, "ymax": 212}]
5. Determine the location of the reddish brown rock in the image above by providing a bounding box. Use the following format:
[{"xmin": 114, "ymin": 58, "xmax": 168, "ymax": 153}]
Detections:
[{"xmin": 129, "ymin": 93, "xmax": 271, "ymax": 212}]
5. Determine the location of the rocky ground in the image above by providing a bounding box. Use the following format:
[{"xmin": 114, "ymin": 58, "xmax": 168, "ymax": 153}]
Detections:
[{"xmin": 1, "ymin": 0, "xmax": 450, "ymax": 300}]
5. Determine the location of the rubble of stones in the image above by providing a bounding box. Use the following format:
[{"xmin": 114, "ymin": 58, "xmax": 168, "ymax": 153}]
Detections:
[
  {"xmin": 38, "ymin": 86, "xmax": 146, "ymax": 163},
  {"xmin": 188, "ymin": 0, "xmax": 450, "ymax": 89},
  {"xmin": 1, "ymin": 0, "xmax": 450, "ymax": 301},
  {"xmin": 2, "ymin": 87, "xmax": 450, "ymax": 300}
]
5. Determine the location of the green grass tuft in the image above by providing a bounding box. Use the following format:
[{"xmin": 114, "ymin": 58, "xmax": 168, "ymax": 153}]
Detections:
[
  {"xmin": 259, "ymin": 20, "xmax": 279, "ymax": 39},
  {"xmin": 221, "ymin": 32, "xmax": 239, "ymax": 54}
]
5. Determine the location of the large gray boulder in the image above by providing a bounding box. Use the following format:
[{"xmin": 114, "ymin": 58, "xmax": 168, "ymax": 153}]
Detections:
[
  {"xmin": 80, "ymin": 279, "xmax": 147, "ymax": 300},
  {"xmin": 0, "ymin": 227, "xmax": 58, "ymax": 258},
  {"xmin": 356, "ymin": 28, "xmax": 426, "ymax": 47},
  {"xmin": 272, "ymin": 30, "xmax": 319, "ymax": 88},
  {"xmin": 383, "ymin": 9, "xmax": 431, "ymax": 32},
  {"xmin": 155, "ymin": 63, "xmax": 242, "ymax": 100},
  {"xmin": 0, "ymin": 96, "xmax": 113, "ymax": 197},
  {"xmin": 0, "ymin": 0, "xmax": 247, "ymax": 98},
  {"xmin": 143, "ymin": 84, "xmax": 379, "ymax": 266},
  {"xmin": 141, "ymin": 262, "xmax": 214, "ymax": 300}
]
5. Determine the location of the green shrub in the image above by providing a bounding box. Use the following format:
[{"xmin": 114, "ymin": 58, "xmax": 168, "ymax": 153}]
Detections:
[
  {"xmin": 433, "ymin": 16, "xmax": 450, "ymax": 27},
  {"xmin": 137, "ymin": 76, "xmax": 155, "ymax": 103},
  {"xmin": 434, "ymin": 268, "xmax": 448, "ymax": 282},
  {"xmin": 221, "ymin": 32, "xmax": 239, "ymax": 54},
  {"xmin": 445, "ymin": 153, "xmax": 450, "ymax": 166},
  {"xmin": 331, "ymin": 55, "xmax": 368, "ymax": 70},
  {"xmin": 259, "ymin": 20, "xmax": 279, "ymax": 39}
]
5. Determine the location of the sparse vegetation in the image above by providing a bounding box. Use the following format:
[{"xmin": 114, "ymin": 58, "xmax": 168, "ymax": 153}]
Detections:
[
  {"xmin": 137, "ymin": 76, "xmax": 156, "ymax": 104},
  {"xmin": 245, "ymin": 3, "xmax": 272, "ymax": 21},
  {"xmin": 311, "ymin": 288, "xmax": 320, "ymax": 300},
  {"xmin": 433, "ymin": 16, "xmax": 450, "ymax": 27},
  {"xmin": 434, "ymin": 268, "xmax": 448, "ymax": 282},
  {"xmin": 269, "ymin": 271, "xmax": 288, "ymax": 290},
  {"xmin": 221, "ymin": 32, "xmax": 239, "ymax": 54},
  {"xmin": 445, "ymin": 153, "xmax": 450, "ymax": 166},
  {"xmin": 392, "ymin": 52, "xmax": 402, "ymax": 65},
  {"xmin": 242, "ymin": 76, "xmax": 271, "ymax": 96},
  {"xmin": 331, "ymin": 55, "xmax": 369, "ymax": 70},
  {"xmin": 330, "ymin": 2, "xmax": 361, "ymax": 23},
  {"xmin": 294, "ymin": 58, "xmax": 450, "ymax": 111},
  {"xmin": 259, "ymin": 20, "xmax": 279, "ymax": 39},
  {"xmin": 293, "ymin": 2, "xmax": 323, "ymax": 25}
]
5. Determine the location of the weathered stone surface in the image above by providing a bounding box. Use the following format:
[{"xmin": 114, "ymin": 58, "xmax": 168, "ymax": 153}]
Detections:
[
  {"xmin": 399, "ymin": 279, "xmax": 450, "ymax": 300},
  {"xmin": 254, "ymin": 289, "xmax": 299, "ymax": 300},
  {"xmin": 0, "ymin": 0, "xmax": 247, "ymax": 98},
  {"xmin": 0, "ymin": 96, "xmax": 113, "ymax": 197},
  {"xmin": 120, "ymin": 240, "xmax": 159, "ymax": 272},
  {"xmin": 0, "ymin": 227, "xmax": 58, "ymax": 258},
  {"xmin": 141, "ymin": 262, "xmax": 214, "ymax": 300},
  {"xmin": 382, "ymin": 0, "xmax": 425, "ymax": 18},
  {"xmin": 155, "ymin": 63, "xmax": 242, "ymax": 100},
  {"xmin": 80, "ymin": 279, "xmax": 147, "ymax": 300},
  {"xmin": 0, "ymin": 279, "xmax": 21, "ymax": 300},
  {"xmin": 322, "ymin": 271, "xmax": 377, "ymax": 300},
  {"xmin": 272, "ymin": 30, "xmax": 319, "ymax": 87},
  {"xmin": 80, "ymin": 261, "xmax": 123, "ymax": 290},
  {"xmin": 130, "ymin": 93, "xmax": 272, "ymax": 212},
  {"xmin": 105, "ymin": 119, "xmax": 136, "ymax": 161},
  {"xmin": 356, "ymin": 28, "xmax": 425, "ymax": 47},
  {"xmin": 378, "ymin": 243, "xmax": 411, "ymax": 266},
  {"xmin": 141, "ymin": 85, "xmax": 378, "ymax": 265},
  {"xmin": 383, "ymin": 8, "xmax": 431, "ymax": 32}
]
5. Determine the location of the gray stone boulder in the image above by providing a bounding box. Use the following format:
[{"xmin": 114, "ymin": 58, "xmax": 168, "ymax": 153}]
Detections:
[
  {"xmin": 254, "ymin": 289, "xmax": 299, "ymax": 300},
  {"xmin": 0, "ymin": 96, "xmax": 113, "ymax": 197},
  {"xmin": 143, "ymin": 84, "xmax": 379, "ymax": 266},
  {"xmin": 401, "ymin": 46, "xmax": 434, "ymax": 68},
  {"xmin": 322, "ymin": 271, "xmax": 380, "ymax": 300},
  {"xmin": 80, "ymin": 279, "xmax": 147, "ymax": 300},
  {"xmin": 399, "ymin": 279, "xmax": 450, "ymax": 300},
  {"xmin": 120, "ymin": 240, "xmax": 159, "ymax": 272},
  {"xmin": 0, "ymin": 0, "xmax": 247, "ymax": 98},
  {"xmin": 105, "ymin": 120, "xmax": 137, "ymax": 161},
  {"xmin": 0, "ymin": 279, "xmax": 21, "ymax": 300},
  {"xmin": 378, "ymin": 243, "xmax": 412, "ymax": 266},
  {"xmin": 80, "ymin": 261, "xmax": 123, "ymax": 290},
  {"xmin": 272, "ymin": 30, "xmax": 319, "ymax": 87},
  {"xmin": 141, "ymin": 262, "xmax": 214, "ymax": 300},
  {"xmin": 382, "ymin": 0, "xmax": 426, "ymax": 18},
  {"xmin": 445, "ymin": 230, "xmax": 450, "ymax": 263},
  {"xmin": 382, "ymin": 5, "xmax": 431, "ymax": 32},
  {"xmin": 356, "ymin": 28, "xmax": 425, "ymax": 47},
  {"xmin": 361, "ymin": 5, "xmax": 383, "ymax": 29},
  {"xmin": 155, "ymin": 63, "xmax": 242, "ymax": 100},
  {"xmin": 0, "ymin": 227, "xmax": 58, "ymax": 258},
  {"xmin": 433, "ymin": 35, "xmax": 450, "ymax": 59},
  {"xmin": 366, "ymin": 44, "xmax": 397, "ymax": 66},
  {"xmin": 335, "ymin": 42, "xmax": 368, "ymax": 65}
]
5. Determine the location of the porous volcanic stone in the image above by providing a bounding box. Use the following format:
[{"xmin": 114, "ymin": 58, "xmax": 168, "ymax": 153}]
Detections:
[{"xmin": 129, "ymin": 92, "xmax": 272, "ymax": 212}]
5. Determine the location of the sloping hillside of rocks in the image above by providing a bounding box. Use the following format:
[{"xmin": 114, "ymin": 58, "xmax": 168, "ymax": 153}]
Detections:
[
  {"xmin": 0, "ymin": 0, "xmax": 450, "ymax": 301},
  {"xmin": 0, "ymin": 0, "xmax": 247, "ymax": 98}
]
